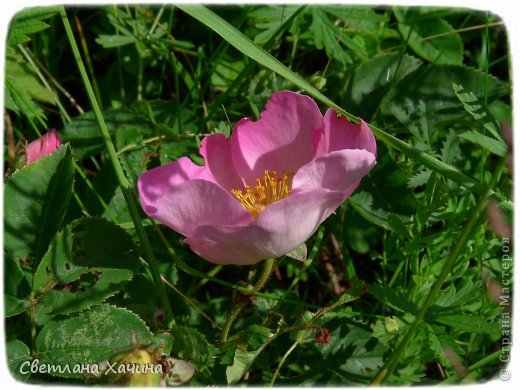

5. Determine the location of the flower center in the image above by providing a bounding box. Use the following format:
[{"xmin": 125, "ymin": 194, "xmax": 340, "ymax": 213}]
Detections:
[{"xmin": 231, "ymin": 170, "xmax": 294, "ymax": 219}]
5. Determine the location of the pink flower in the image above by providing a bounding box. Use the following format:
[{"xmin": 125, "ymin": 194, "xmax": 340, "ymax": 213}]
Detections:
[
  {"xmin": 138, "ymin": 91, "xmax": 376, "ymax": 265},
  {"xmin": 25, "ymin": 129, "xmax": 62, "ymax": 164}
]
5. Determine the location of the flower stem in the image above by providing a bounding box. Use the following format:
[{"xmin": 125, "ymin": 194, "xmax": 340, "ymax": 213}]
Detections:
[
  {"xmin": 270, "ymin": 341, "xmax": 298, "ymax": 386},
  {"xmin": 60, "ymin": 7, "xmax": 174, "ymax": 326},
  {"xmin": 219, "ymin": 258, "xmax": 275, "ymax": 344}
]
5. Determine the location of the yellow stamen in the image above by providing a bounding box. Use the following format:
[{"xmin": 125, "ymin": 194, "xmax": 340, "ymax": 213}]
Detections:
[{"xmin": 231, "ymin": 170, "xmax": 294, "ymax": 219}]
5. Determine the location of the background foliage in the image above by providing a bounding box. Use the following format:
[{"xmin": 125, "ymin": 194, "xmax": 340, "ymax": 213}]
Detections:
[{"xmin": 4, "ymin": 4, "xmax": 512, "ymax": 386}]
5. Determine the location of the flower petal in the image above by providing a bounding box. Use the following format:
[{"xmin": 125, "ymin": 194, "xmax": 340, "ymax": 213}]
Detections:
[
  {"xmin": 292, "ymin": 149, "xmax": 376, "ymax": 194},
  {"xmin": 314, "ymin": 109, "xmax": 377, "ymax": 157},
  {"xmin": 138, "ymin": 157, "xmax": 214, "ymax": 216},
  {"xmin": 26, "ymin": 129, "xmax": 62, "ymax": 164},
  {"xmin": 200, "ymin": 133, "xmax": 243, "ymax": 191},
  {"xmin": 141, "ymin": 179, "xmax": 253, "ymax": 237},
  {"xmin": 185, "ymin": 189, "xmax": 343, "ymax": 264},
  {"xmin": 231, "ymin": 91, "xmax": 323, "ymax": 184}
]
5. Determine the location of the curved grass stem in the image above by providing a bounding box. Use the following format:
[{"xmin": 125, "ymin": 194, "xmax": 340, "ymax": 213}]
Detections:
[
  {"xmin": 60, "ymin": 7, "xmax": 174, "ymax": 327},
  {"xmin": 270, "ymin": 341, "xmax": 298, "ymax": 386}
]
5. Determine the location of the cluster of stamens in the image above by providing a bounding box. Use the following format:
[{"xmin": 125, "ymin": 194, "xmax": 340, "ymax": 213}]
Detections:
[{"xmin": 231, "ymin": 170, "xmax": 294, "ymax": 219}]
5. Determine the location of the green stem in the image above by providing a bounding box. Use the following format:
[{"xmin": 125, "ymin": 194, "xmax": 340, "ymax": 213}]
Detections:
[
  {"xmin": 371, "ymin": 158, "xmax": 506, "ymax": 385},
  {"xmin": 219, "ymin": 259, "xmax": 276, "ymax": 344},
  {"xmin": 270, "ymin": 341, "xmax": 298, "ymax": 387},
  {"xmin": 441, "ymin": 349, "xmax": 502, "ymax": 384},
  {"xmin": 60, "ymin": 7, "xmax": 174, "ymax": 326}
]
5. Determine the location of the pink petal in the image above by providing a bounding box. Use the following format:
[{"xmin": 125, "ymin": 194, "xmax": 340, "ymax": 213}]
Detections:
[
  {"xmin": 231, "ymin": 91, "xmax": 324, "ymax": 184},
  {"xmin": 313, "ymin": 109, "xmax": 376, "ymax": 157},
  {"xmin": 140, "ymin": 179, "xmax": 253, "ymax": 237},
  {"xmin": 26, "ymin": 129, "xmax": 62, "ymax": 164},
  {"xmin": 138, "ymin": 157, "xmax": 214, "ymax": 216},
  {"xmin": 200, "ymin": 133, "xmax": 243, "ymax": 191},
  {"xmin": 185, "ymin": 189, "xmax": 344, "ymax": 264},
  {"xmin": 292, "ymin": 149, "xmax": 376, "ymax": 194}
]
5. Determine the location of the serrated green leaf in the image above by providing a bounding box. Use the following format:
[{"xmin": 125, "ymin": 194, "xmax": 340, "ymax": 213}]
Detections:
[
  {"xmin": 4, "ymin": 144, "xmax": 74, "ymax": 264},
  {"xmin": 453, "ymin": 83, "xmax": 503, "ymax": 140},
  {"xmin": 249, "ymin": 5, "xmax": 301, "ymax": 45},
  {"xmin": 8, "ymin": 6, "xmax": 60, "ymax": 46},
  {"xmin": 440, "ymin": 129, "xmax": 461, "ymax": 165},
  {"xmin": 368, "ymin": 284, "xmax": 419, "ymax": 315},
  {"xmin": 407, "ymin": 170, "xmax": 432, "ymax": 189},
  {"xmin": 459, "ymin": 131, "xmax": 507, "ymax": 156},
  {"xmin": 309, "ymin": 8, "xmax": 351, "ymax": 66},
  {"xmin": 349, "ymin": 147, "xmax": 418, "ymax": 229},
  {"xmin": 394, "ymin": 8, "xmax": 463, "ymax": 65},
  {"xmin": 32, "ymin": 218, "xmax": 140, "ymax": 320},
  {"xmin": 6, "ymin": 53, "xmax": 55, "ymax": 104},
  {"xmin": 5, "ymin": 76, "xmax": 46, "ymax": 122},
  {"xmin": 433, "ymin": 314, "xmax": 501, "ymax": 335},
  {"xmin": 378, "ymin": 64, "xmax": 506, "ymax": 127},
  {"xmin": 35, "ymin": 304, "xmax": 154, "ymax": 378},
  {"xmin": 317, "ymin": 320, "xmax": 388, "ymax": 378},
  {"xmin": 169, "ymin": 325, "xmax": 218, "ymax": 369}
]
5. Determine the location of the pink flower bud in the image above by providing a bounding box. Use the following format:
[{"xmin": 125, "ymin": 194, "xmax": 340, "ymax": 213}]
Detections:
[{"xmin": 25, "ymin": 129, "xmax": 62, "ymax": 165}]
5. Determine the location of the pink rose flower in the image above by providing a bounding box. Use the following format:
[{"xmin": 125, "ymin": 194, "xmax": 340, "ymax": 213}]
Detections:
[
  {"xmin": 138, "ymin": 91, "xmax": 376, "ymax": 265},
  {"xmin": 25, "ymin": 129, "xmax": 62, "ymax": 164}
]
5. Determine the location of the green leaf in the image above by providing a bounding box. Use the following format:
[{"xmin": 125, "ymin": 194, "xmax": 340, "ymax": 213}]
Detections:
[
  {"xmin": 169, "ymin": 325, "xmax": 218, "ymax": 369},
  {"xmin": 368, "ymin": 284, "xmax": 419, "ymax": 315},
  {"xmin": 459, "ymin": 131, "xmax": 507, "ymax": 156},
  {"xmin": 249, "ymin": 5, "xmax": 302, "ymax": 45},
  {"xmin": 317, "ymin": 320, "xmax": 388, "ymax": 378},
  {"xmin": 378, "ymin": 64, "xmax": 505, "ymax": 127},
  {"xmin": 32, "ymin": 217, "xmax": 140, "ymax": 320},
  {"xmin": 115, "ymin": 126, "xmax": 152, "ymax": 184},
  {"xmin": 226, "ymin": 348, "xmax": 259, "ymax": 384},
  {"xmin": 309, "ymin": 8, "xmax": 352, "ymax": 66},
  {"xmin": 349, "ymin": 147, "xmax": 418, "ymax": 229},
  {"xmin": 35, "ymin": 304, "xmax": 154, "ymax": 378},
  {"xmin": 8, "ymin": 6, "xmax": 61, "ymax": 46},
  {"xmin": 6, "ymin": 52, "xmax": 55, "ymax": 104},
  {"xmin": 165, "ymin": 358, "xmax": 196, "ymax": 385},
  {"xmin": 394, "ymin": 8, "xmax": 463, "ymax": 65},
  {"xmin": 345, "ymin": 52, "xmax": 422, "ymax": 120},
  {"xmin": 4, "ymin": 252, "xmax": 31, "ymax": 317},
  {"xmin": 7, "ymin": 339, "xmax": 31, "ymax": 381},
  {"xmin": 453, "ymin": 83, "xmax": 504, "ymax": 140},
  {"xmin": 440, "ymin": 129, "xmax": 461, "ymax": 165},
  {"xmin": 95, "ymin": 34, "xmax": 135, "ymax": 48},
  {"xmin": 4, "ymin": 144, "xmax": 74, "ymax": 264},
  {"xmin": 5, "ymin": 76, "xmax": 47, "ymax": 125},
  {"xmin": 433, "ymin": 314, "xmax": 501, "ymax": 335},
  {"xmin": 285, "ymin": 243, "xmax": 307, "ymax": 262},
  {"xmin": 61, "ymin": 109, "xmax": 152, "ymax": 160}
]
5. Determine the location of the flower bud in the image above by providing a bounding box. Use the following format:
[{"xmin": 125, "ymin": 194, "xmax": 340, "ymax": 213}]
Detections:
[{"xmin": 25, "ymin": 129, "xmax": 62, "ymax": 164}]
